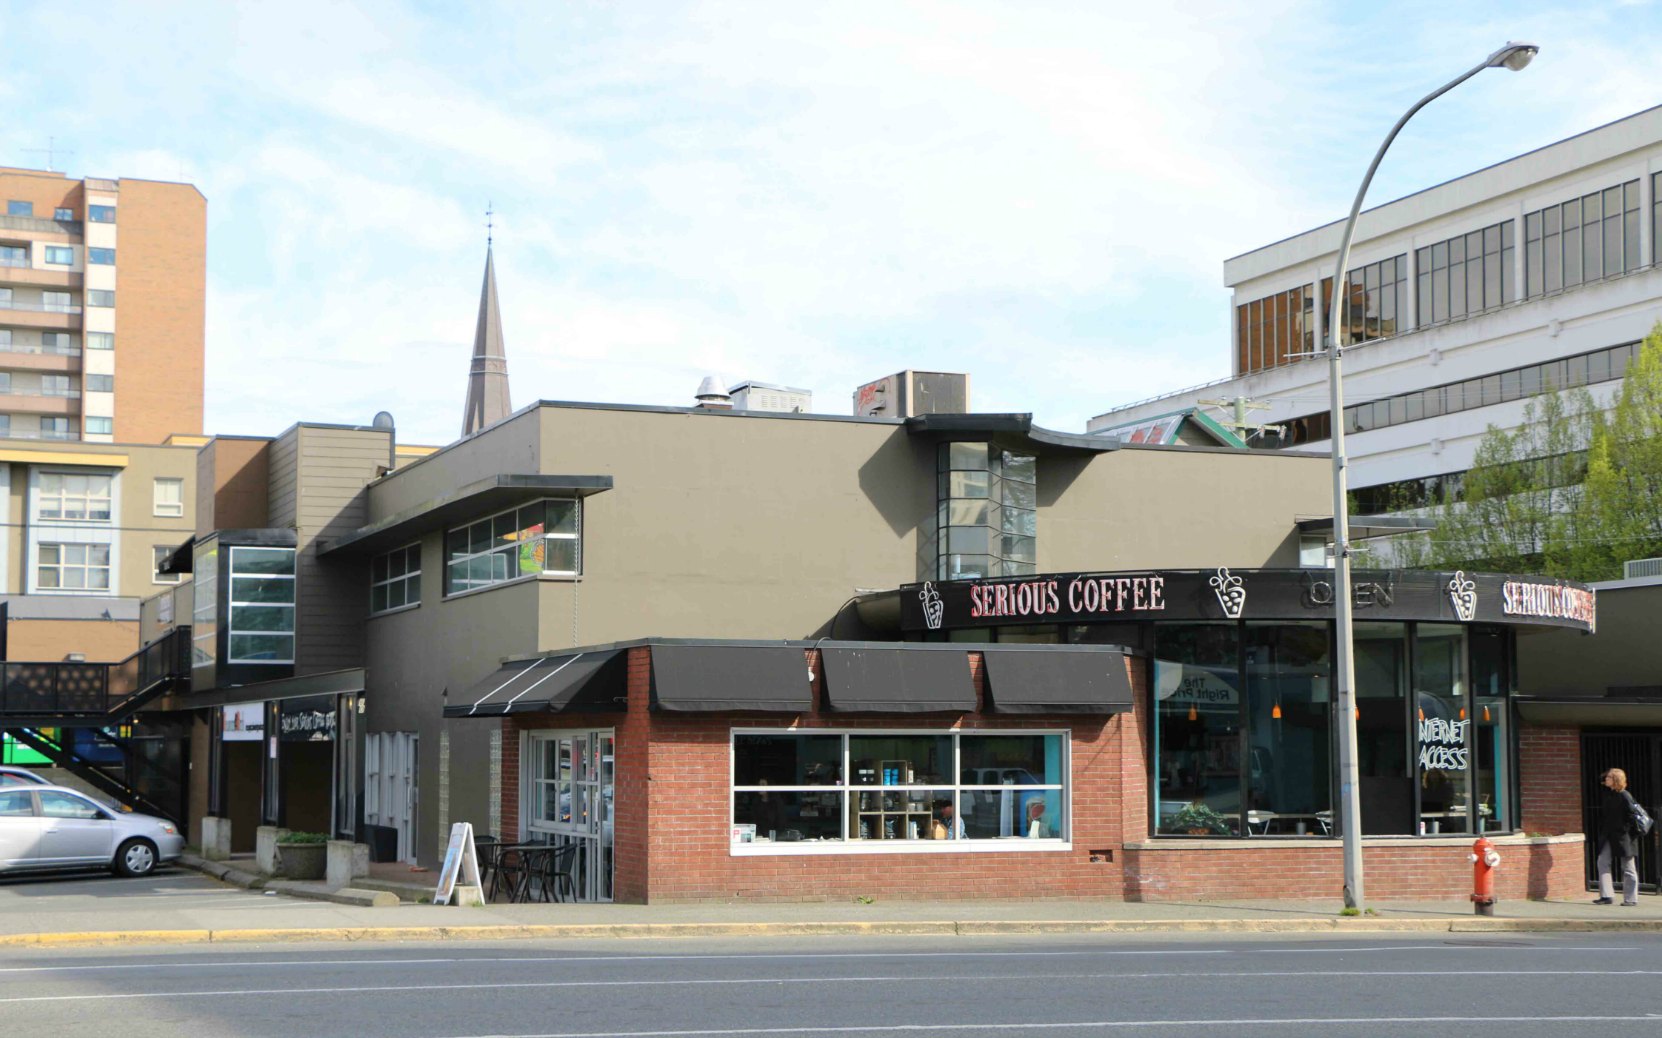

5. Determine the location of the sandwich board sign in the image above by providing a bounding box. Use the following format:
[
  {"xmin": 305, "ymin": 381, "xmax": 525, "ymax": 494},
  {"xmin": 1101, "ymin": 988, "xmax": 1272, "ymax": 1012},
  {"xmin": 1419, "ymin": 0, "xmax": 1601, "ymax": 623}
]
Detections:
[{"xmin": 433, "ymin": 822, "xmax": 485, "ymax": 906}]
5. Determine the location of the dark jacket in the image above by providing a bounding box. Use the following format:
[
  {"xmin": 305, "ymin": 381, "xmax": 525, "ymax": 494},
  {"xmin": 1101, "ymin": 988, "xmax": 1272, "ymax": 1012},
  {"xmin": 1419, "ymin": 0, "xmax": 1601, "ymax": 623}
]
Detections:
[{"xmin": 1601, "ymin": 787, "xmax": 1639, "ymax": 858}]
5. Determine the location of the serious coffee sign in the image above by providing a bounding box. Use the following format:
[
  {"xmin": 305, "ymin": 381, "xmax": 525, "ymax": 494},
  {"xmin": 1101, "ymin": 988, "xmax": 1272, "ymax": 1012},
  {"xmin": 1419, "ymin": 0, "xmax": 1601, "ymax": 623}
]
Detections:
[{"xmin": 899, "ymin": 568, "xmax": 1595, "ymax": 633}]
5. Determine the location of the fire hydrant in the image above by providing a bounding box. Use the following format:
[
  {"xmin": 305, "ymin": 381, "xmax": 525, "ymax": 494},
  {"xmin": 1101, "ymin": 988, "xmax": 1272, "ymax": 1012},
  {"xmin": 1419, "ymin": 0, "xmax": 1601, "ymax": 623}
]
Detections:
[{"xmin": 1469, "ymin": 837, "xmax": 1501, "ymax": 916}]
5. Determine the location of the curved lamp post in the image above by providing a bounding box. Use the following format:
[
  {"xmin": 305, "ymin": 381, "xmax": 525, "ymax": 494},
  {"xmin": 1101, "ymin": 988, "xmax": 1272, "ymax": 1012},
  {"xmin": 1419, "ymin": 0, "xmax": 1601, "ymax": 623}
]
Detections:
[{"xmin": 1328, "ymin": 41, "xmax": 1538, "ymax": 911}]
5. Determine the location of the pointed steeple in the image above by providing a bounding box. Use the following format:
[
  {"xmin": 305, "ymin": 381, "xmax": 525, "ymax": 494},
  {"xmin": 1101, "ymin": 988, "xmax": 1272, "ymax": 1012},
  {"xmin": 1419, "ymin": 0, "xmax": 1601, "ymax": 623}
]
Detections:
[{"xmin": 461, "ymin": 237, "xmax": 512, "ymax": 437}]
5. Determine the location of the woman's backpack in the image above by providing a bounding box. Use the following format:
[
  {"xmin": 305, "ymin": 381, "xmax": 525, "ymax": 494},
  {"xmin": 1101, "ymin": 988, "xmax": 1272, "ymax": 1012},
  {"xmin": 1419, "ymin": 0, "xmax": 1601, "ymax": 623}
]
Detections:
[{"xmin": 1626, "ymin": 792, "xmax": 1655, "ymax": 837}]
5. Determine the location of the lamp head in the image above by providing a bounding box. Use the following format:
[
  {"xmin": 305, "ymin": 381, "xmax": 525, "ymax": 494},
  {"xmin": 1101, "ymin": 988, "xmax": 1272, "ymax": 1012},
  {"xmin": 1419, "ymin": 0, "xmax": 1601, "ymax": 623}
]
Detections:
[{"xmin": 1486, "ymin": 41, "xmax": 1539, "ymax": 71}]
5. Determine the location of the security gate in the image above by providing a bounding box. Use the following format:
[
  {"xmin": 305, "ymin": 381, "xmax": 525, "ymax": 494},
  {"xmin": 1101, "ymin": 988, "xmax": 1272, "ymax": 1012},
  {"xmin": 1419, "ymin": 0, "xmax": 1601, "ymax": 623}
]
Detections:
[
  {"xmin": 1581, "ymin": 732, "xmax": 1660, "ymax": 891},
  {"xmin": 524, "ymin": 728, "xmax": 614, "ymax": 902},
  {"xmin": 365, "ymin": 732, "xmax": 418, "ymax": 863}
]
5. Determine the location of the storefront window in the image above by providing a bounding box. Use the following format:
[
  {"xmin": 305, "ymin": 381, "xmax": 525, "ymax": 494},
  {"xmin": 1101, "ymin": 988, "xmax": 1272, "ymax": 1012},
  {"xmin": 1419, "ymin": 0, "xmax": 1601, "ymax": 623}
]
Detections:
[
  {"xmin": 730, "ymin": 731, "xmax": 1068, "ymax": 849},
  {"xmin": 1415, "ymin": 624, "xmax": 1470, "ymax": 835},
  {"xmin": 1355, "ymin": 623, "xmax": 1411, "ymax": 835},
  {"xmin": 1153, "ymin": 624, "xmax": 1242, "ymax": 836},
  {"xmin": 1470, "ymin": 625, "xmax": 1510, "ymax": 833},
  {"xmin": 1243, "ymin": 624, "xmax": 1330, "ymax": 836}
]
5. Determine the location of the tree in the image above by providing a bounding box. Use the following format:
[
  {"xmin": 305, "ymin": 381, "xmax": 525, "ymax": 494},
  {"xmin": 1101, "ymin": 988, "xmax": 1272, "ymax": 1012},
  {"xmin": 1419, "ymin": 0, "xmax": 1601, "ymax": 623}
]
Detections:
[{"xmin": 1395, "ymin": 321, "xmax": 1662, "ymax": 581}]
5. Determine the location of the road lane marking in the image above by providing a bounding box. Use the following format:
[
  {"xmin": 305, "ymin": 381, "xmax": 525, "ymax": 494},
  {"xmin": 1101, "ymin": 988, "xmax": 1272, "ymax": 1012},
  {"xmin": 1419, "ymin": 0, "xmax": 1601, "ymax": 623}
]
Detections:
[
  {"xmin": 418, "ymin": 1019, "xmax": 1662, "ymax": 1037},
  {"xmin": 4, "ymin": 968, "xmax": 1662, "ymax": 1003}
]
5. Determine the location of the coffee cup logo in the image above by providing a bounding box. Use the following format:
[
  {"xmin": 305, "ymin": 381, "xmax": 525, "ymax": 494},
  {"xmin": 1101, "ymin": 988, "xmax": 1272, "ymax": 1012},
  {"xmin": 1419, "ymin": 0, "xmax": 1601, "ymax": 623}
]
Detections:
[
  {"xmin": 1209, "ymin": 567, "xmax": 1246, "ymax": 619},
  {"xmin": 1447, "ymin": 570, "xmax": 1477, "ymax": 621},
  {"xmin": 919, "ymin": 582, "xmax": 944, "ymax": 630}
]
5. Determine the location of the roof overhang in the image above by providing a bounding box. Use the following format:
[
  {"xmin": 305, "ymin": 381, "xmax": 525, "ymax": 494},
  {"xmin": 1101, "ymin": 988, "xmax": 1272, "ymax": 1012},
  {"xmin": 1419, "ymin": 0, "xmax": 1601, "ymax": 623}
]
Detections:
[
  {"xmin": 1297, "ymin": 516, "xmax": 1438, "ymax": 540},
  {"xmin": 319, "ymin": 474, "xmax": 613, "ymax": 556},
  {"xmin": 158, "ymin": 528, "xmax": 298, "ymax": 575},
  {"xmin": 904, "ymin": 413, "xmax": 1121, "ymax": 456},
  {"xmin": 153, "ymin": 667, "xmax": 366, "ymax": 712}
]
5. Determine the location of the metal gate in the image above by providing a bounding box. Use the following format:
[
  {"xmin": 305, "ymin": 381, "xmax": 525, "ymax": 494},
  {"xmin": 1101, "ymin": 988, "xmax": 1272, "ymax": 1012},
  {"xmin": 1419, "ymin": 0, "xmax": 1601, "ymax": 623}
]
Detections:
[
  {"xmin": 365, "ymin": 732, "xmax": 419, "ymax": 863},
  {"xmin": 1580, "ymin": 732, "xmax": 1661, "ymax": 891},
  {"xmin": 524, "ymin": 728, "xmax": 614, "ymax": 902}
]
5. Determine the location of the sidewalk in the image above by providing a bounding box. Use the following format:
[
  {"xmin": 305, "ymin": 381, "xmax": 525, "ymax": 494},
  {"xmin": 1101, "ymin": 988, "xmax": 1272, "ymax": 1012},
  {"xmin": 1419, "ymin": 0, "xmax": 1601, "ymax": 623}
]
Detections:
[{"xmin": 1, "ymin": 854, "xmax": 1660, "ymax": 948}]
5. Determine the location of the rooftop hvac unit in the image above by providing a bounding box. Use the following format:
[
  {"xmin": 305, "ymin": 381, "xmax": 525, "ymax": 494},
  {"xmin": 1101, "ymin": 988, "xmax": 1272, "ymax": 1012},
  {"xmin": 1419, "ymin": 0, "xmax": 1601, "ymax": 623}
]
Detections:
[{"xmin": 1624, "ymin": 557, "xmax": 1662, "ymax": 579}]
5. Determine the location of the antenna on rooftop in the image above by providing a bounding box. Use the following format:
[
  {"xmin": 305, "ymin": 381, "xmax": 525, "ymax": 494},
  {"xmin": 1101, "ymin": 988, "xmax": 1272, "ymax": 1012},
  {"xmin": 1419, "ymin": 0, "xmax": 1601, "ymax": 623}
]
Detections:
[{"xmin": 22, "ymin": 136, "xmax": 73, "ymax": 172}]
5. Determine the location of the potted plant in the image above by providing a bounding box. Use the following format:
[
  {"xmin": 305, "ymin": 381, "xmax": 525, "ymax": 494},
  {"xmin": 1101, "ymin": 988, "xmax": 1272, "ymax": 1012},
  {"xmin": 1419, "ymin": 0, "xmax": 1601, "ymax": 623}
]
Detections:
[
  {"xmin": 274, "ymin": 831, "xmax": 329, "ymax": 880},
  {"xmin": 1167, "ymin": 801, "xmax": 1232, "ymax": 836}
]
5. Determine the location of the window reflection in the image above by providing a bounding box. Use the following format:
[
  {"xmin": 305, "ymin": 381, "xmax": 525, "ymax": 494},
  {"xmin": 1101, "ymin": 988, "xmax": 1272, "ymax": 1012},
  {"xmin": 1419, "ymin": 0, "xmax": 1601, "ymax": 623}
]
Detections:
[
  {"xmin": 1154, "ymin": 624, "xmax": 1242, "ymax": 836},
  {"xmin": 1244, "ymin": 624, "xmax": 1330, "ymax": 836}
]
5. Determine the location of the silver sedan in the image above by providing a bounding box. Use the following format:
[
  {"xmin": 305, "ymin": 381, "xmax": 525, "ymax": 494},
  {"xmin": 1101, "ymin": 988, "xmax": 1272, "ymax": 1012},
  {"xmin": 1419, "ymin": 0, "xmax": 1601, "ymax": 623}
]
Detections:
[{"xmin": 0, "ymin": 785, "xmax": 183, "ymax": 877}]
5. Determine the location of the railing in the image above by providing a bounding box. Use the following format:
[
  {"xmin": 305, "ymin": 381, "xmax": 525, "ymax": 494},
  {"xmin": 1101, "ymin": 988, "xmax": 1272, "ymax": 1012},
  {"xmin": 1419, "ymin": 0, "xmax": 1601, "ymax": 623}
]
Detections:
[
  {"xmin": 0, "ymin": 256, "xmax": 29, "ymax": 268},
  {"xmin": 0, "ymin": 627, "xmax": 190, "ymax": 717},
  {"xmin": 0, "ymin": 299, "xmax": 82, "ymax": 314},
  {"xmin": 0, "ymin": 214, "xmax": 81, "ymax": 234},
  {"xmin": 1, "ymin": 429, "xmax": 80, "ymax": 441},
  {"xmin": 0, "ymin": 387, "xmax": 82, "ymax": 399},
  {"xmin": 0, "ymin": 341, "xmax": 80, "ymax": 356}
]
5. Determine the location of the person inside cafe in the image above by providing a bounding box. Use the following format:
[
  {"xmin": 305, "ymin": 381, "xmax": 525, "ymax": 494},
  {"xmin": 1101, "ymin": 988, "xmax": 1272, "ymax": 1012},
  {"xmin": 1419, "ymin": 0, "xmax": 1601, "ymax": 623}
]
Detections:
[{"xmin": 933, "ymin": 798, "xmax": 965, "ymax": 840}]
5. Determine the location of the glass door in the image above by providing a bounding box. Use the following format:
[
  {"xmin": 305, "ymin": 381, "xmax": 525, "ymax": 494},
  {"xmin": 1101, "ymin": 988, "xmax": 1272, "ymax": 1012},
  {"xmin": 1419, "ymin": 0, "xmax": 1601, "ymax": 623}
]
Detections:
[{"xmin": 527, "ymin": 728, "xmax": 614, "ymax": 902}]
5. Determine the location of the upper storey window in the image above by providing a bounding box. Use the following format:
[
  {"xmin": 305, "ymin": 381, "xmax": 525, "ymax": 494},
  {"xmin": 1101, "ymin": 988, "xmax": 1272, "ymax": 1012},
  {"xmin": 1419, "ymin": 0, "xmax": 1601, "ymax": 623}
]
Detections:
[
  {"xmin": 937, "ymin": 442, "xmax": 1035, "ymax": 581},
  {"xmin": 1416, "ymin": 220, "xmax": 1514, "ymax": 327},
  {"xmin": 445, "ymin": 498, "xmax": 580, "ymax": 596},
  {"xmin": 38, "ymin": 473, "xmax": 112, "ymax": 522},
  {"xmin": 1234, "ymin": 285, "xmax": 1314, "ymax": 375},
  {"xmin": 1322, "ymin": 255, "xmax": 1407, "ymax": 347},
  {"xmin": 1525, "ymin": 180, "xmax": 1641, "ymax": 297}
]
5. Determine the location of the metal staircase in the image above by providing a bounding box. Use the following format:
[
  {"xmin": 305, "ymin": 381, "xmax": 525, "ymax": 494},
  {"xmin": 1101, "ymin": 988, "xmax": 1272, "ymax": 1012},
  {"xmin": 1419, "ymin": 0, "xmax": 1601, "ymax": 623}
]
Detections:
[{"xmin": 0, "ymin": 627, "xmax": 192, "ymax": 822}]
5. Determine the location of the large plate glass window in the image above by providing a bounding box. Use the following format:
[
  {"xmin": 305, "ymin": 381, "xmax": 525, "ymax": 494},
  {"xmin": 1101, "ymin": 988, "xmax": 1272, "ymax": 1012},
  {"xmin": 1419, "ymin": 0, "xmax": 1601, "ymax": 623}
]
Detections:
[
  {"xmin": 227, "ymin": 546, "xmax": 296, "ymax": 664},
  {"xmin": 936, "ymin": 443, "xmax": 1035, "ymax": 581},
  {"xmin": 445, "ymin": 498, "xmax": 580, "ymax": 595},
  {"xmin": 730, "ymin": 730, "xmax": 1068, "ymax": 849},
  {"xmin": 1153, "ymin": 624, "xmax": 1242, "ymax": 836},
  {"xmin": 36, "ymin": 542, "xmax": 110, "ymax": 591},
  {"xmin": 37, "ymin": 473, "xmax": 111, "ymax": 522}
]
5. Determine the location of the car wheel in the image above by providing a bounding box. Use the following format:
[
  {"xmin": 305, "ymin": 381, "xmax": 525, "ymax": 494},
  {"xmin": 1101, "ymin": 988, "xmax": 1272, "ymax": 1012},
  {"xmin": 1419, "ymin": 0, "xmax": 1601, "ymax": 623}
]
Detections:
[{"xmin": 113, "ymin": 838, "xmax": 157, "ymax": 878}]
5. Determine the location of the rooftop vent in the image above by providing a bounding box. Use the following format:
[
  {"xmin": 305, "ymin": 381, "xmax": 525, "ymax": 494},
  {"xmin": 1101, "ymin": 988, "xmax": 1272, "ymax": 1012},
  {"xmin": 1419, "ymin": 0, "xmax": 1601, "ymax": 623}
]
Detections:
[{"xmin": 1624, "ymin": 558, "xmax": 1662, "ymax": 579}]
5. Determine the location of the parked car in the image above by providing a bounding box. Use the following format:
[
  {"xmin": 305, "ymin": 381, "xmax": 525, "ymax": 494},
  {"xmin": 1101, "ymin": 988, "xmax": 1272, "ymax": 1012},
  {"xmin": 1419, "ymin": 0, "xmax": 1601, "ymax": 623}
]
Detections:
[
  {"xmin": 0, "ymin": 766, "xmax": 49, "ymax": 788},
  {"xmin": 0, "ymin": 785, "xmax": 182, "ymax": 877}
]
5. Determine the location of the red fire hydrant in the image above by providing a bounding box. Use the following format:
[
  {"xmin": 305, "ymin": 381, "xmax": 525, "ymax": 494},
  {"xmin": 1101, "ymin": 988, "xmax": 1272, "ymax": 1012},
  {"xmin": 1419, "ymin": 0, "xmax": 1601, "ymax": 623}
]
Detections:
[{"xmin": 1469, "ymin": 837, "xmax": 1500, "ymax": 916}]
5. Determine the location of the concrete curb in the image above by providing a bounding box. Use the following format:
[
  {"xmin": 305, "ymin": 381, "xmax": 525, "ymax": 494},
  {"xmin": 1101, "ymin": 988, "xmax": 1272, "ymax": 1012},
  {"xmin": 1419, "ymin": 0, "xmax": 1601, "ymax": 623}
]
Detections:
[
  {"xmin": 8, "ymin": 915, "xmax": 1662, "ymax": 949},
  {"xmin": 178, "ymin": 855, "xmax": 399, "ymax": 907}
]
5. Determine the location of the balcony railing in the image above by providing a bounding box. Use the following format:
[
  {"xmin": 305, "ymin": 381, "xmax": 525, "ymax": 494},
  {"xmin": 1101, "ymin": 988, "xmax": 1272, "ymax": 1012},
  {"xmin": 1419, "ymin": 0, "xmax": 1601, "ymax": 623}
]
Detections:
[
  {"xmin": 0, "ymin": 387, "xmax": 82, "ymax": 399},
  {"xmin": 0, "ymin": 341, "xmax": 80, "ymax": 357},
  {"xmin": 0, "ymin": 256, "xmax": 30, "ymax": 268},
  {"xmin": 0, "ymin": 299, "xmax": 81, "ymax": 314},
  {"xmin": 0, "ymin": 214, "xmax": 82, "ymax": 234},
  {"xmin": 0, "ymin": 429, "xmax": 79, "ymax": 441},
  {"xmin": 0, "ymin": 627, "xmax": 191, "ymax": 718}
]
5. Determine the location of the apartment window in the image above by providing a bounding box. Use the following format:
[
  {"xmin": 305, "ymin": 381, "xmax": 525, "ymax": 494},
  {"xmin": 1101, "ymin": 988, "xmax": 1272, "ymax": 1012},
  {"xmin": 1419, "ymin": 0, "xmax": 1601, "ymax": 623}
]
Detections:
[
  {"xmin": 38, "ymin": 472, "xmax": 112, "ymax": 521},
  {"xmin": 0, "ymin": 415, "xmax": 10, "ymax": 438},
  {"xmin": 6, "ymin": 201, "xmax": 31, "ymax": 217},
  {"xmin": 445, "ymin": 498, "xmax": 580, "ymax": 595},
  {"xmin": 43, "ymin": 246, "xmax": 73, "ymax": 266},
  {"xmin": 1526, "ymin": 180, "xmax": 1641, "ymax": 296},
  {"xmin": 0, "ymin": 374, "xmax": 11, "ymax": 394},
  {"xmin": 84, "ymin": 417, "xmax": 112, "ymax": 435},
  {"xmin": 371, "ymin": 543, "xmax": 422, "ymax": 614},
  {"xmin": 1322, "ymin": 255, "xmax": 1407, "ymax": 346},
  {"xmin": 1235, "ymin": 284, "xmax": 1316, "ymax": 375},
  {"xmin": 42, "ymin": 291, "xmax": 72, "ymax": 313},
  {"xmin": 41, "ymin": 375, "xmax": 71, "ymax": 397},
  {"xmin": 86, "ymin": 290, "xmax": 114, "ymax": 308},
  {"xmin": 1416, "ymin": 220, "xmax": 1513, "ymax": 326},
  {"xmin": 85, "ymin": 374, "xmax": 113, "ymax": 393},
  {"xmin": 152, "ymin": 477, "xmax": 183, "ymax": 517},
  {"xmin": 937, "ymin": 442, "xmax": 1036, "ymax": 581},
  {"xmin": 88, "ymin": 205, "xmax": 115, "ymax": 223},
  {"xmin": 730, "ymin": 730, "xmax": 1068, "ymax": 848},
  {"xmin": 0, "ymin": 288, "xmax": 11, "ymax": 307},
  {"xmin": 152, "ymin": 546, "xmax": 181, "ymax": 585},
  {"xmin": 86, "ymin": 247, "xmax": 114, "ymax": 266},
  {"xmin": 227, "ymin": 546, "xmax": 296, "ymax": 664},
  {"xmin": 39, "ymin": 417, "xmax": 71, "ymax": 440},
  {"xmin": 86, "ymin": 332, "xmax": 113, "ymax": 350},
  {"xmin": 53, "ymin": 208, "xmax": 73, "ymax": 221},
  {"xmin": 0, "ymin": 331, "xmax": 9, "ymax": 347},
  {"xmin": 37, "ymin": 543, "xmax": 111, "ymax": 592},
  {"xmin": 0, "ymin": 245, "xmax": 24, "ymax": 267},
  {"xmin": 42, "ymin": 332, "xmax": 73, "ymax": 354}
]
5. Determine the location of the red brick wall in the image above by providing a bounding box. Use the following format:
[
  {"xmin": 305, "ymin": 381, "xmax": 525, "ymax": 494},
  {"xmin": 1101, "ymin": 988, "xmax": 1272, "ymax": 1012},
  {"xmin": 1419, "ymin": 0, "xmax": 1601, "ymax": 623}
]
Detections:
[
  {"xmin": 1519, "ymin": 723, "xmax": 1583, "ymax": 835},
  {"xmin": 1123, "ymin": 837, "xmax": 1585, "ymax": 901}
]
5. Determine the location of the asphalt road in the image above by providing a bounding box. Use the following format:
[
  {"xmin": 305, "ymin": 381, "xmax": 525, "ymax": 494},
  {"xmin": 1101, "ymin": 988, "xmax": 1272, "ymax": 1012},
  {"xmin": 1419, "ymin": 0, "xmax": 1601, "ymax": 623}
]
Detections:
[{"xmin": 2, "ymin": 931, "xmax": 1662, "ymax": 1037}]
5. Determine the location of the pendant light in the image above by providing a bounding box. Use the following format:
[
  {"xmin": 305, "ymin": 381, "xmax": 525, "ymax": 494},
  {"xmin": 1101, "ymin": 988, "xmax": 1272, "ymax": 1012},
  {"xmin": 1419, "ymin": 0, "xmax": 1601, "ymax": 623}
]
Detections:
[
  {"xmin": 1271, "ymin": 701, "xmax": 1283, "ymax": 720},
  {"xmin": 1187, "ymin": 703, "xmax": 1198, "ymax": 722}
]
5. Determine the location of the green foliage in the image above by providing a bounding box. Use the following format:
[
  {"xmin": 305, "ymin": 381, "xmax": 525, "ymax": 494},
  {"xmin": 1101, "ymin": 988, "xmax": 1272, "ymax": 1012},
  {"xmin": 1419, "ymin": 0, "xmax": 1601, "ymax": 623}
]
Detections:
[
  {"xmin": 276, "ymin": 831, "xmax": 330, "ymax": 845},
  {"xmin": 1412, "ymin": 322, "xmax": 1662, "ymax": 581},
  {"xmin": 1166, "ymin": 801, "xmax": 1233, "ymax": 835}
]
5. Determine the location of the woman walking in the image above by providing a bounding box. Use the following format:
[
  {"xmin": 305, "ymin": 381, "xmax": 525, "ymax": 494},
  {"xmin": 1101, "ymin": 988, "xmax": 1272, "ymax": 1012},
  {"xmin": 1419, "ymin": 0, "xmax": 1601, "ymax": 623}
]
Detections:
[{"xmin": 1595, "ymin": 767, "xmax": 1640, "ymax": 906}]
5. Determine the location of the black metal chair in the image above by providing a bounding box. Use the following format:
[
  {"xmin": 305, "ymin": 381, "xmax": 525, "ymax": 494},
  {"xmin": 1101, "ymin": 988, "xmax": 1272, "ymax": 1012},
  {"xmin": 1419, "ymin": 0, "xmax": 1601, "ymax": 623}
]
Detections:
[
  {"xmin": 539, "ymin": 844, "xmax": 580, "ymax": 903},
  {"xmin": 490, "ymin": 846, "xmax": 532, "ymax": 903},
  {"xmin": 473, "ymin": 834, "xmax": 500, "ymax": 889}
]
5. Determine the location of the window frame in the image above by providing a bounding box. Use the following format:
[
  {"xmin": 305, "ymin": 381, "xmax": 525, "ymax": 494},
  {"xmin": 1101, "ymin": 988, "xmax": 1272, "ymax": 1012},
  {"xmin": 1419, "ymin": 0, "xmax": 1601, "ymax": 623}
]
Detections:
[
  {"xmin": 152, "ymin": 545, "xmax": 182, "ymax": 585},
  {"xmin": 36, "ymin": 471, "xmax": 112, "ymax": 523},
  {"xmin": 86, "ymin": 247, "xmax": 114, "ymax": 265},
  {"xmin": 36, "ymin": 541, "xmax": 111, "ymax": 592},
  {"xmin": 729, "ymin": 727, "xmax": 1072, "ymax": 856},
  {"xmin": 152, "ymin": 477, "xmax": 184, "ymax": 517},
  {"xmin": 370, "ymin": 542, "xmax": 423, "ymax": 616},
  {"xmin": 443, "ymin": 497, "xmax": 581, "ymax": 597},
  {"xmin": 43, "ymin": 246, "xmax": 74, "ymax": 266},
  {"xmin": 226, "ymin": 545, "xmax": 297, "ymax": 665}
]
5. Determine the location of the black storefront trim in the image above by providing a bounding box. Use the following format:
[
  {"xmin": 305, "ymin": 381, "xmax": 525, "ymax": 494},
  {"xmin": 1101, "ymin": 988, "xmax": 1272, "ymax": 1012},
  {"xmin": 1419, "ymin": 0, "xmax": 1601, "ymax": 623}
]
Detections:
[
  {"xmin": 982, "ymin": 646, "xmax": 1131, "ymax": 714},
  {"xmin": 820, "ymin": 646, "xmax": 974, "ymax": 713},
  {"xmin": 651, "ymin": 644, "xmax": 812, "ymax": 713},
  {"xmin": 447, "ymin": 650, "xmax": 627, "ymax": 717},
  {"xmin": 901, "ymin": 568, "xmax": 1596, "ymax": 634}
]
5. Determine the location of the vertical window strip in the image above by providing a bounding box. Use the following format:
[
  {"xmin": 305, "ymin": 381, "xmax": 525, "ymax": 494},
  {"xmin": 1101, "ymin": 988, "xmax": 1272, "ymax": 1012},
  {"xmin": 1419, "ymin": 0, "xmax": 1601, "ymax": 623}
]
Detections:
[{"xmin": 1526, "ymin": 179, "xmax": 1640, "ymax": 297}]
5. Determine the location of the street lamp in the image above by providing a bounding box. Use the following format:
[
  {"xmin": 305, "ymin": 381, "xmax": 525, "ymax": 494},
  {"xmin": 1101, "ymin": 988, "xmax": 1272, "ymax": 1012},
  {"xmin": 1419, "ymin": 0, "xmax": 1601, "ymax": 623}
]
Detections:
[{"xmin": 1327, "ymin": 41, "xmax": 1538, "ymax": 911}]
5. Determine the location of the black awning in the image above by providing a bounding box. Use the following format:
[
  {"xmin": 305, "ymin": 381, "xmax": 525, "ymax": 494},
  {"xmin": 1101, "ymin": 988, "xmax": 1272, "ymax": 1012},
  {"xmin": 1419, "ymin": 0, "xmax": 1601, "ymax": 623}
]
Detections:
[
  {"xmin": 821, "ymin": 646, "xmax": 975, "ymax": 713},
  {"xmin": 446, "ymin": 650, "xmax": 626, "ymax": 717},
  {"xmin": 982, "ymin": 647, "xmax": 1132, "ymax": 714},
  {"xmin": 650, "ymin": 644, "xmax": 811, "ymax": 713}
]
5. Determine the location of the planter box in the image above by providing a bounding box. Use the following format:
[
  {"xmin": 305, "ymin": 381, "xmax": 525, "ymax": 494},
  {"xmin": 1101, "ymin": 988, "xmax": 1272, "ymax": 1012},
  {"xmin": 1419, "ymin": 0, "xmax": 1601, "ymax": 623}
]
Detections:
[{"xmin": 274, "ymin": 842, "xmax": 327, "ymax": 880}]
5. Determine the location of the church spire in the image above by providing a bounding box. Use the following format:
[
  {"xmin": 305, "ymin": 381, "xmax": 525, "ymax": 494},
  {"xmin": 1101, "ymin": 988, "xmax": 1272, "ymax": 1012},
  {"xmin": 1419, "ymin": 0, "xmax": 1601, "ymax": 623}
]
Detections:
[{"xmin": 462, "ymin": 207, "xmax": 511, "ymax": 437}]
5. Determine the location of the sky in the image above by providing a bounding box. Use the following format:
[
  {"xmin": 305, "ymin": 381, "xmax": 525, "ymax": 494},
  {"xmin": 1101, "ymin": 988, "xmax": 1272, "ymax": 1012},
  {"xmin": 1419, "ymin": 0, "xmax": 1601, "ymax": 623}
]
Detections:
[{"xmin": 1, "ymin": 0, "xmax": 1658, "ymax": 447}]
